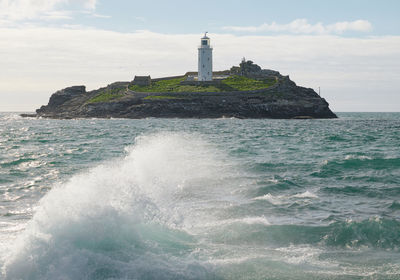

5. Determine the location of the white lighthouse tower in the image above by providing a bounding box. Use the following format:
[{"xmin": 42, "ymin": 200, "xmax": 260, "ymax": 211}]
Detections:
[{"xmin": 198, "ymin": 32, "xmax": 213, "ymax": 81}]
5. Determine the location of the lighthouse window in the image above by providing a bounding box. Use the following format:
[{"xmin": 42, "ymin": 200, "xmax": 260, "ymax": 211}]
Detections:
[{"xmin": 202, "ymin": 40, "xmax": 207, "ymax": 46}]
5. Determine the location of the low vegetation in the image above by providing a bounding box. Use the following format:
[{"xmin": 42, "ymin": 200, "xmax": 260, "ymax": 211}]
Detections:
[
  {"xmin": 86, "ymin": 75, "xmax": 278, "ymax": 104},
  {"xmin": 129, "ymin": 77, "xmax": 220, "ymax": 93},
  {"xmin": 222, "ymin": 75, "xmax": 276, "ymax": 91},
  {"xmin": 87, "ymin": 89, "xmax": 125, "ymax": 103},
  {"xmin": 128, "ymin": 75, "xmax": 277, "ymax": 93}
]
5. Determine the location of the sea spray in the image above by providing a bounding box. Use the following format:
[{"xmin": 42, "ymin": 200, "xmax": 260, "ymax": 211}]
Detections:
[{"xmin": 3, "ymin": 133, "xmax": 237, "ymax": 279}]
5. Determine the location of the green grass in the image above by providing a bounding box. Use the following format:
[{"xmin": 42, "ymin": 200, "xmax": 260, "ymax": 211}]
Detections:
[
  {"xmin": 87, "ymin": 75, "xmax": 278, "ymax": 104},
  {"xmin": 129, "ymin": 77, "xmax": 222, "ymax": 93},
  {"xmin": 222, "ymin": 75, "xmax": 276, "ymax": 91},
  {"xmin": 128, "ymin": 75, "xmax": 277, "ymax": 94},
  {"xmin": 129, "ymin": 77, "xmax": 186, "ymax": 92},
  {"xmin": 87, "ymin": 89, "xmax": 125, "ymax": 103}
]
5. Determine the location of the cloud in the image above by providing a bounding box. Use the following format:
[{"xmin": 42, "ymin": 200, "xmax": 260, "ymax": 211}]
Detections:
[
  {"xmin": 0, "ymin": 28, "xmax": 399, "ymax": 112},
  {"xmin": 41, "ymin": 10, "xmax": 73, "ymax": 20},
  {"xmin": 135, "ymin": 17, "xmax": 146, "ymax": 22},
  {"xmin": 327, "ymin": 20, "xmax": 372, "ymax": 34},
  {"xmin": 0, "ymin": 0, "xmax": 64, "ymax": 21},
  {"xmin": 90, "ymin": 13, "xmax": 111, "ymax": 19},
  {"xmin": 222, "ymin": 19, "xmax": 372, "ymax": 34},
  {"xmin": 82, "ymin": 0, "xmax": 96, "ymax": 10},
  {"xmin": 0, "ymin": 0, "xmax": 97, "ymax": 23}
]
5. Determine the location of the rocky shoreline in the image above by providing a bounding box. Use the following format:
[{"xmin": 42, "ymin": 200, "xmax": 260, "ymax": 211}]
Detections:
[{"xmin": 24, "ymin": 63, "xmax": 337, "ymax": 119}]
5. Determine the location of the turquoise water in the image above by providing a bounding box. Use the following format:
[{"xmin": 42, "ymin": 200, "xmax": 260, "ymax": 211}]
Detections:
[{"xmin": 0, "ymin": 112, "xmax": 399, "ymax": 279}]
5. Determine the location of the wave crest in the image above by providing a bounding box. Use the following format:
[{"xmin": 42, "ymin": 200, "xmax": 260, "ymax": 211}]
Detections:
[{"xmin": 3, "ymin": 133, "xmax": 230, "ymax": 279}]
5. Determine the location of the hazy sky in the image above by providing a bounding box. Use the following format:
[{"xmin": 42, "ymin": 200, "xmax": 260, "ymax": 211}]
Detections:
[{"xmin": 0, "ymin": 0, "xmax": 399, "ymax": 112}]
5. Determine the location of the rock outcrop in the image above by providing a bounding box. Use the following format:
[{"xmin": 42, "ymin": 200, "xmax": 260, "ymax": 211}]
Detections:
[{"xmin": 27, "ymin": 64, "xmax": 337, "ymax": 119}]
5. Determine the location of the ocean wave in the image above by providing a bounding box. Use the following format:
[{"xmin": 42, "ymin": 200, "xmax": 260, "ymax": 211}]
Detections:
[
  {"xmin": 321, "ymin": 156, "xmax": 400, "ymax": 171},
  {"xmin": 291, "ymin": 191, "xmax": 318, "ymax": 199},
  {"xmin": 0, "ymin": 114, "xmax": 24, "ymax": 121},
  {"xmin": 206, "ymin": 217, "xmax": 400, "ymax": 250},
  {"xmin": 253, "ymin": 193, "xmax": 285, "ymax": 205},
  {"xmin": 344, "ymin": 155, "xmax": 372, "ymax": 161},
  {"xmin": 324, "ymin": 217, "xmax": 400, "ymax": 249},
  {"xmin": 253, "ymin": 191, "xmax": 318, "ymax": 205},
  {"xmin": 312, "ymin": 156, "xmax": 400, "ymax": 180},
  {"xmin": 3, "ymin": 133, "xmax": 234, "ymax": 280},
  {"xmin": 321, "ymin": 185, "xmax": 378, "ymax": 197},
  {"xmin": 207, "ymin": 216, "xmax": 271, "ymax": 227},
  {"xmin": 389, "ymin": 201, "xmax": 400, "ymax": 210},
  {"xmin": 0, "ymin": 157, "xmax": 37, "ymax": 168},
  {"xmin": 254, "ymin": 177, "xmax": 302, "ymax": 194},
  {"xmin": 274, "ymin": 245, "xmax": 328, "ymax": 266}
]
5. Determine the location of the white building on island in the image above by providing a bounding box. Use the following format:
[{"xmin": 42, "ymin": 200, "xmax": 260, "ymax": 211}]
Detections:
[{"xmin": 198, "ymin": 32, "xmax": 213, "ymax": 81}]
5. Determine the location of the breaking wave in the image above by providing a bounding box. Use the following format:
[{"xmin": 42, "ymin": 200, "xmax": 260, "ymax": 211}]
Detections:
[{"xmin": 3, "ymin": 133, "xmax": 239, "ymax": 279}]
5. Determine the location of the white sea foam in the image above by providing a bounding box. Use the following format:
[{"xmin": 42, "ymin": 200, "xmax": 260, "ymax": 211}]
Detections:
[
  {"xmin": 291, "ymin": 191, "xmax": 318, "ymax": 199},
  {"xmin": 345, "ymin": 155, "xmax": 372, "ymax": 160},
  {"xmin": 275, "ymin": 245, "xmax": 335, "ymax": 267},
  {"xmin": 240, "ymin": 216, "xmax": 271, "ymax": 225},
  {"xmin": 267, "ymin": 178, "xmax": 279, "ymax": 183},
  {"xmin": 253, "ymin": 193, "xmax": 285, "ymax": 205},
  {"xmin": 3, "ymin": 133, "xmax": 234, "ymax": 279},
  {"xmin": 205, "ymin": 216, "xmax": 271, "ymax": 227},
  {"xmin": 254, "ymin": 190, "xmax": 318, "ymax": 204},
  {"xmin": 0, "ymin": 114, "xmax": 23, "ymax": 121}
]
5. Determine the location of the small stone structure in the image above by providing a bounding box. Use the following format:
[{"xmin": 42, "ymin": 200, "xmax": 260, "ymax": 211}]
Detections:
[{"xmin": 132, "ymin": 75, "xmax": 151, "ymax": 86}]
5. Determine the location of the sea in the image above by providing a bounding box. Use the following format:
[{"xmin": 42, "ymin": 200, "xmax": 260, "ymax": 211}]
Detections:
[{"xmin": 0, "ymin": 112, "xmax": 399, "ymax": 280}]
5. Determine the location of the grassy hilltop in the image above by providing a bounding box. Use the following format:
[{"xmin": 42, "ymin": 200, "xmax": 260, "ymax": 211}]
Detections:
[
  {"xmin": 129, "ymin": 75, "xmax": 276, "ymax": 93},
  {"xmin": 88, "ymin": 75, "xmax": 277, "ymax": 104}
]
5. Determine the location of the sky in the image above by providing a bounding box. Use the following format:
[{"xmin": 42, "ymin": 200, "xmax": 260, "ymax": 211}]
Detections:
[{"xmin": 0, "ymin": 0, "xmax": 399, "ymax": 112}]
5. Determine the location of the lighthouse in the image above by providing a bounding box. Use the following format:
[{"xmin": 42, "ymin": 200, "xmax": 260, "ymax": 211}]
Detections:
[{"xmin": 198, "ymin": 32, "xmax": 213, "ymax": 81}]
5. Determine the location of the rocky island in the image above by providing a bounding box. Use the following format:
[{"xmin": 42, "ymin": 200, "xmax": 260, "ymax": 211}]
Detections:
[{"xmin": 25, "ymin": 60, "xmax": 337, "ymax": 119}]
